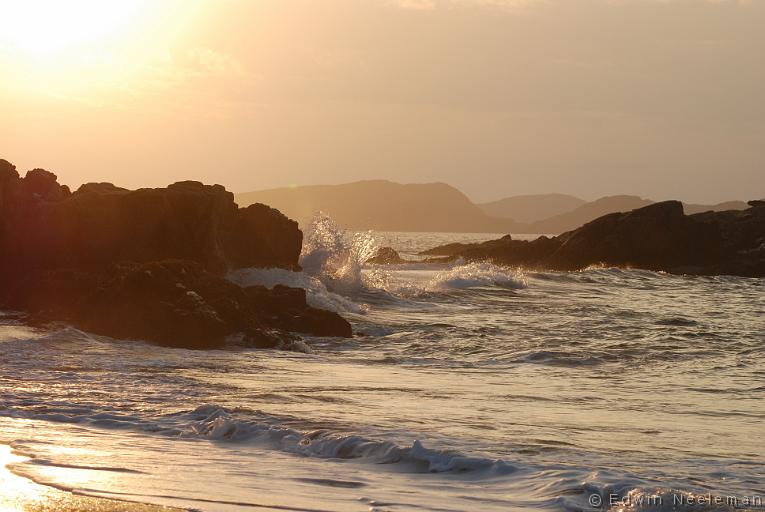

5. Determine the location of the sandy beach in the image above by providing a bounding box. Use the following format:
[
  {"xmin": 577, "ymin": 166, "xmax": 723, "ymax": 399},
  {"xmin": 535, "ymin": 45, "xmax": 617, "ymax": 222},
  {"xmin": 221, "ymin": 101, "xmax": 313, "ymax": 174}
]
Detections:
[{"xmin": 0, "ymin": 444, "xmax": 179, "ymax": 512}]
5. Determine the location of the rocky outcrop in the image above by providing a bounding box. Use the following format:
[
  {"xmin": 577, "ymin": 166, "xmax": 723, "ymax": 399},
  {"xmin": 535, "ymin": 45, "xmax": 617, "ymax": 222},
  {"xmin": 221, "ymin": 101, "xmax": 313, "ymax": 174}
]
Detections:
[
  {"xmin": 0, "ymin": 159, "xmax": 352, "ymax": 347},
  {"xmin": 8, "ymin": 260, "xmax": 351, "ymax": 349},
  {"xmin": 421, "ymin": 234, "xmax": 563, "ymax": 268},
  {"xmin": 546, "ymin": 201, "xmax": 725, "ymax": 271},
  {"xmin": 420, "ymin": 201, "xmax": 765, "ymax": 277},
  {"xmin": 1, "ymin": 172, "xmax": 301, "ymax": 275}
]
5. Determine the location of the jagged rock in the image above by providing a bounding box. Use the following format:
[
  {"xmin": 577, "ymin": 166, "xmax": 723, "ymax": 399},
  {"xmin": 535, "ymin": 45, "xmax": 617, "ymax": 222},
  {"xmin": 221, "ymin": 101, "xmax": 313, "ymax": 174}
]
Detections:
[
  {"xmin": 10, "ymin": 260, "xmax": 350, "ymax": 349},
  {"xmin": 22, "ymin": 169, "xmax": 71, "ymax": 201},
  {"xmin": 1, "ymin": 174, "xmax": 302, "ymax": 275},
  {"xmin": 243, "ymin": 285, "xmax": 352, "ymax": 338},
  {"xmin": 0, "ymin": 161, "xmax": 352, "ymax": 348},
  {"xmin": 421, "ymin": 201, "xmax": 765, "ymax": 277}
]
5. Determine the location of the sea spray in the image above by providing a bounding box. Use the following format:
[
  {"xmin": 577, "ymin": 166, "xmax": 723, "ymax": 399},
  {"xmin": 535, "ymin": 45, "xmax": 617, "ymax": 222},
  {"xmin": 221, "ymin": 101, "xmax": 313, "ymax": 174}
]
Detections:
[
  {"xmin": 229, "ymin": 213, "xmax": 387, "ymax": 312},
  {"xmin": 227, "ymin": 267, "xmax": 364, "ymax": 314},
  {"xmin": 300, "ymin": 212, "xmax": 385, "ymax": 291}
]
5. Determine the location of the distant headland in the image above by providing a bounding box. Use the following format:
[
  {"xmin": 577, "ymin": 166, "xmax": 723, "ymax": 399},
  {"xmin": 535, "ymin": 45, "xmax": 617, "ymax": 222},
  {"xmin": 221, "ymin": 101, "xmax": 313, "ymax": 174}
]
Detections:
[
  {"xmin": 392, "ymin": 200, "xmax": 765, "ymax": 278},
  {"xmin": 236, "ymin": 181, "xmax": 749, "ymax": 234}
]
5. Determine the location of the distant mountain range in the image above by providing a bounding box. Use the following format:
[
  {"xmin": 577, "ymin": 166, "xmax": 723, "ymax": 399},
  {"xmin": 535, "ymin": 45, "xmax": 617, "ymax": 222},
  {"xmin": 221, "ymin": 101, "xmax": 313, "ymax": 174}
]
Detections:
[
  {"xmin": 236, "ymin": 180, "xmax": 508, "ymax": 233},
  {"xmin": 236, "ymin": 181, "xmax": 749, "ymax": 234},
  {"xmin": 521, "ymin": 195, "xmax": 654, "ymax": 234},
  {"xmin": 478, "ymin": 194, "xmax": 586, "ymax": 224}
]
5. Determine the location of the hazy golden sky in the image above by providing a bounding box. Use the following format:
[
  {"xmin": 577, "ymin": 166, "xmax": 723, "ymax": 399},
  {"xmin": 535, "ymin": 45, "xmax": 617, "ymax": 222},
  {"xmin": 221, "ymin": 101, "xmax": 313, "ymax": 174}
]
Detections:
[{"xmin": 1, "ymin": 0, "xmax": 763, "ymax": 202}]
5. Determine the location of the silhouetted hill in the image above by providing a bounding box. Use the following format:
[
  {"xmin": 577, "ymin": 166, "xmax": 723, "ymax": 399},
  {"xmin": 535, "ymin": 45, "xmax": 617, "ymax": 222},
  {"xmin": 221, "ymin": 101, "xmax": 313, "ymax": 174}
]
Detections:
[
  {"xmin": 236, "ymin": 181, "xmax": 749, "ymax": 234},
  {"xmin": 236, "ymin": 180, "xmax": 515, "ymax": 233},
  {"xmin": 526, "ymin": 195, "xmax": 654, "ymax": 234},
  {"xmin": 478, "ymin": 194, "xmax": 585, "ymax": 223}
]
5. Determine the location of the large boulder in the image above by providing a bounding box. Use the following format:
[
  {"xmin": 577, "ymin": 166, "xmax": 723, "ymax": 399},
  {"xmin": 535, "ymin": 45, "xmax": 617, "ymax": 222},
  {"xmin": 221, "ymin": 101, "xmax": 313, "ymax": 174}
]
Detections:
[
  {"xmin": 225, "ymin": 203, "xmax": 303, "ymax": 270},
  {"xmin": 366, "ymin": 246, "xmax": 407, "ymax": 264},
  {"xmin": 0, "ymin": 161, "xmax": 351, "ymax": 348},
  {"xmin": 545, "ymin": 201, "xmax": 725, "ymax": 271}
]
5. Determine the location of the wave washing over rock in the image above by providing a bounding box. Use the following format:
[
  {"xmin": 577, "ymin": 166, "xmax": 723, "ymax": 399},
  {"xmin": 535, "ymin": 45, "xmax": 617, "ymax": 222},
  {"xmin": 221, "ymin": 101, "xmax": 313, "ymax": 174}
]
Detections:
[{"xmin": 229, "ymin": 214, "xmax": 528, "ymax": 305}]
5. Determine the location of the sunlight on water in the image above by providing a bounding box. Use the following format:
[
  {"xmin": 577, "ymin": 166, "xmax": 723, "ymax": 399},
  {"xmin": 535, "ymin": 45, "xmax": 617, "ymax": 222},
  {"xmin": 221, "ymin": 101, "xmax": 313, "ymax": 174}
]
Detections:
[{"xmin": 0, "ymin": 224, "xmax": 763, "ymax": 511}]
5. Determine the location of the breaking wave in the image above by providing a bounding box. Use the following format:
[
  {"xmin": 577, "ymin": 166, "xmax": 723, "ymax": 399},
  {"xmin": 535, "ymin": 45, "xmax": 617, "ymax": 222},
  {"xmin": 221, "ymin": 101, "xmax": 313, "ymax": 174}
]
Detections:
[
  {"xmin": 424, "ymin": 262, "xmax": 527, "ymax": 291},
  {"xmin": 227, "ymin": 267, "xmax": 364, "ymax": 314},
  {"xmin": 183, "ymin": 405, "xmax": 516, "ymax": 475},
  {"xmin": 4, "ymin": 403, "xmax": 516, "ymax": 477},
  {"xmin": 229, "ymin": 213, "xmax": 389, "ymax": 313},
  {"xmin": 229, "ymin": 214, "xmax": 528, "ymax": 315}
]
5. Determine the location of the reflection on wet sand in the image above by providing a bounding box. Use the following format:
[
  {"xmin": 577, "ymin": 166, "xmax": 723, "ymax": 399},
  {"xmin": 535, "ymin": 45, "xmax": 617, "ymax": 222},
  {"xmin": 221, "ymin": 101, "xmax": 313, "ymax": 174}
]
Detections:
[{"xmin": 0, "ymin": 445, "xmax": 178, "ymax": 512}]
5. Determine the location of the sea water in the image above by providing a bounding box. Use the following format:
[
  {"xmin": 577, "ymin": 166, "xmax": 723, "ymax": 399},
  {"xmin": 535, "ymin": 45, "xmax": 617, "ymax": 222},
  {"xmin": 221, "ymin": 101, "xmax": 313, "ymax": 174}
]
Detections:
[{"xmin": 1, "ymin": 215, "xmax": 763, "ymax": 511}]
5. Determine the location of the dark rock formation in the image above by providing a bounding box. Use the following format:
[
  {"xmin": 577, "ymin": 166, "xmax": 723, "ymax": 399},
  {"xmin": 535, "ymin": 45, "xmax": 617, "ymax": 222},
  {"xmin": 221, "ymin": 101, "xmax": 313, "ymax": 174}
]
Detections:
[
  {"xmin": 547, "ymin": 201, "xmax": 725, "ymax": 271},
  {"xmin": 365, "ymin": 246, "xmax": 452, "ymax": 265},
  {"xmin": 0, "ymin": 160, "xmax": 351, "ymax": 348},
  {"xmin": 366, "ymin": 246, "xmax": 407, "ymax": 265},
  {"xmin": 421, "ymin": 201, "xmax": 765, "ymax": 277},
  {"xmin": 2, "ymin": 176, "xmax": 301, "ymax": 275},
  {"xmin": 421, "ymin": 234, "xmax": 564, "ymax": 268}
]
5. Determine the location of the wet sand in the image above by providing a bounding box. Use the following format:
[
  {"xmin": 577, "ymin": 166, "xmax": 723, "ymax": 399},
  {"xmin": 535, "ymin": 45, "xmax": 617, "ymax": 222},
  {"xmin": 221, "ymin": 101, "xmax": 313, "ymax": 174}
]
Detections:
[{"xmin": 0, "ymin": 445, "xmax": 181, "ymax": 512}]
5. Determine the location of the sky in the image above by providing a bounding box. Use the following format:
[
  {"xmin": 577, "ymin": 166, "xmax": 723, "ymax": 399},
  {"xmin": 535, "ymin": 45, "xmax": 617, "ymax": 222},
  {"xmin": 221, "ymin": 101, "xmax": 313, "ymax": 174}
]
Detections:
[{"xmin": 1, "ymin": 0, "xmax": 763, "ymax": 203}]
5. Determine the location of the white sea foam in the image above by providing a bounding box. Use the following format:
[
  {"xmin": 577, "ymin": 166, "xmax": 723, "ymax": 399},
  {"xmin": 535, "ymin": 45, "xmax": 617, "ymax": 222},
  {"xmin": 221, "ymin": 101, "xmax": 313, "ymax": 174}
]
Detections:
[
  {"xmin": 5, "ymin": 402, "xmax": 515, "ymax": 476},
  {"xmin": 417, "ymin": 261, "xmax": 527, "ymax": 292},
  {"xmin": 227, "ymin": 267, "xmax": 365, "ymax": 314},
  {"xmin": 231, "ymin": 216, "xmax": 525, "ymax": 315},
  {"xmin": 300, "ymin": 212, "xmax": 382, "ymax": 291},
  {"xmin": 2, "ymin": 228, "xmax": 761, "ymax": 512},
  {"xmin": 364, "ymin": 261, "xmax": 528, "ymax": 297},
  {"xmin": 181, "ymin": 405, "xmax": 517, "ymax": 475},
  {"xmin": 229, "ymin": 213, "xmax": 386, "ymax": 313}
]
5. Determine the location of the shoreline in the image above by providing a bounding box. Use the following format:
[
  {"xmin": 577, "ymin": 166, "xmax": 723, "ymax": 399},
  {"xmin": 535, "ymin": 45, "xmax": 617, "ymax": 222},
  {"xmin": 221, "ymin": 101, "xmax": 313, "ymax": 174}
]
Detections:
[{"xmin": 0, "ymin": 444, "xmax": 183, "ymax": 512}]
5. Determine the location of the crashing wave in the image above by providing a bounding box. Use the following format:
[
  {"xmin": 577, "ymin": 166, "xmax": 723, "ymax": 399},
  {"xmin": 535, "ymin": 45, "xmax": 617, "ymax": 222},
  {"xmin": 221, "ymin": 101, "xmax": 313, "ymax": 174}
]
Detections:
[
  {"xmin": 300, "ymin": 212, "xmax": 383, "ymax": 291},
  {"xmin": 227, "ymin": 267, "xmax": 364, "ymax": 314},
  {"xmin": 229, "ymin": 212, "xmax": 389, "ymax": 313},
  {"xmin": 229, "ymin": 214, "xmax": 528, "ymax": 317}
]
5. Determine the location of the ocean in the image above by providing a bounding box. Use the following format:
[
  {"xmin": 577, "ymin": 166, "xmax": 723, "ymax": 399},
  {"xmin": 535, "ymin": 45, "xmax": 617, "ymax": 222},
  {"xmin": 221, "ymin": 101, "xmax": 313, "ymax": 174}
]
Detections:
[{"xmin": 1, "ymin": 216, "xmax": 763, "ymax": 511}]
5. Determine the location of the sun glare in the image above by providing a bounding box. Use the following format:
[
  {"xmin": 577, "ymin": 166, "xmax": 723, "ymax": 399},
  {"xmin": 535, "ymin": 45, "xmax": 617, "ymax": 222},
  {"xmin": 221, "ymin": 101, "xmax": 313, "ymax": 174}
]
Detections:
[
  {"xmin": 0, "ymin": 0, "xmax": 200, "ymax": 100},
  {"xmin": 0, "ymin": 0, "xmax": 148, "ymax": 56}
]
